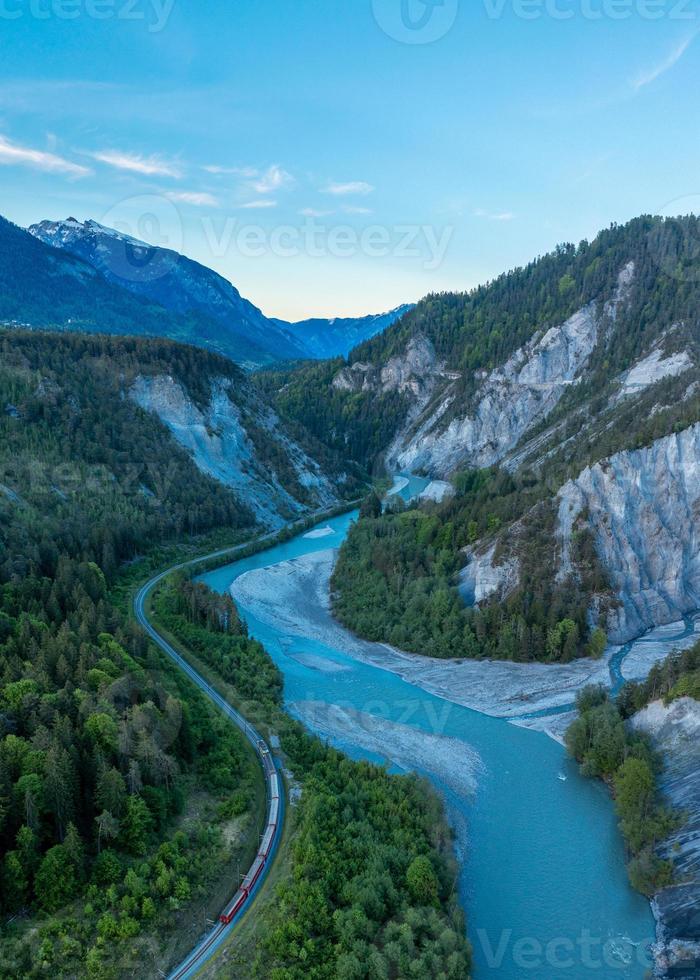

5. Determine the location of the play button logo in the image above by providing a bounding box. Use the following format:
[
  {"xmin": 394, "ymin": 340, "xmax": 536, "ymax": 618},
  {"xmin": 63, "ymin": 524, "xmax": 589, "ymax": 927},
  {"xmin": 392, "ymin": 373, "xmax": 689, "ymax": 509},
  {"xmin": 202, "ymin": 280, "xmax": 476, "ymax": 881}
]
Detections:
[{"xmin": 372, "ymin": 0, "xmax": 459, "ymax": 44}]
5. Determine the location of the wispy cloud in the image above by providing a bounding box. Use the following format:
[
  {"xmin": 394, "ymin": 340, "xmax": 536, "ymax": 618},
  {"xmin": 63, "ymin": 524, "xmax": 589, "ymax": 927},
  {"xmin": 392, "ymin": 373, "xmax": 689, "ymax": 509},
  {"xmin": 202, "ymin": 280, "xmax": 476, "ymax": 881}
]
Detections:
[
  {"xmin": 239, "ymin": 199, "xmax": 277, "ymax": 209},
  {"xmin": 631, "ymin": 34, "xmax": 696, "ymax": 92},
  {"xmin": 299, "ymin": 207, "xmax": 335, "ymax": 217},
  {"xmin": 475, "ymin": 208, "xmax": 515, "ymax": 222},
  {"xmin": 204, "ymin": 164, "xmax": 258, "ymax": 177},
  {"xmin": 324, "ymin": 180, "xmax": 375, "ymax": 196},
  {"xmin": 251, "ymin": 164, "xmax": 293, "ymax": 194},
  {"xmin": 342, "ymin": 205, "xmax": 373, "ymax": 215},
  {"xmin": 165, "ymin": 190, "xmax": 218, "ymax": 207},
  {"xmin": 0, "ymin": 135, "xmax": 91, "ymax": 177},
  {"xmin": 91, "ymin": 150, "xmax": 182, "ymax": 178}
]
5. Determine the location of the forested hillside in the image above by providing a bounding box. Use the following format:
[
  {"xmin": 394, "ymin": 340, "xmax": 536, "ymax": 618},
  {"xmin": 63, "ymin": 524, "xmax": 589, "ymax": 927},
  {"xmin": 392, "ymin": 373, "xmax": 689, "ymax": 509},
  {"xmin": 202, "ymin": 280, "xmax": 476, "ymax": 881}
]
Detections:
[
  {"xmin": 0, "ymin": 332, "xmax": 289, "ymax": 974},
  {"xmin": 264, "ymin": 215, "xmax": 700, "ymax": 477},
  {"xmin": 332, "ymin": 478, "xmax": 612, "ymax": 663},
  {"xmin": 328, "ymin": 216, "xmax": 700, "ymax": 664}
]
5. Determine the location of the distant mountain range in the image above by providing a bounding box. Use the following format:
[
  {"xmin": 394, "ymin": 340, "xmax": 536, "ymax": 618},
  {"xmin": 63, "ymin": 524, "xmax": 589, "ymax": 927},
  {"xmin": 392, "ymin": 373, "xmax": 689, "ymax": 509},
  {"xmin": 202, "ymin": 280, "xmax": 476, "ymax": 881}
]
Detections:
[
  {"xmin": 273, "ymin": 306, "xmax": 414, "ymax": 360},
  {"xmin": 25, "ymin": 217, "xmax": 411, "ymax": 367}
]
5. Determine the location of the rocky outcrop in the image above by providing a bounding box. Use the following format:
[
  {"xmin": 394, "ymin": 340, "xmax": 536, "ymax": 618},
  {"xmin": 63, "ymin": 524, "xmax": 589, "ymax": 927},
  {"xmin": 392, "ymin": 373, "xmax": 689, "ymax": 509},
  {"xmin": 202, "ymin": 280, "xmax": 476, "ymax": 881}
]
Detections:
[
  {"xmin": 333, "ymin": 334, "xmax": 445, "ymax": 399},
  {"xmin": 380, "ymin": 265, "xmax": 636, "ymax": 477},
  {"xmin": 130, "ymin": 374, "xmax": 336, "ymax": 527},
  {"xmin": 556, "ymin": 424, "xmax": 700, "ymax": 643},
  {"xmin": 459, "ymin": 543, "xmax": 519, "ymax": 606},
  {"xmin": 620, "ymin": 348, "xmax": 692, "ymax": 397},
  {"xmin": 419, "ymin": 480, "xmax": 455, "ymax": 504},
  {"xmin": 631, "ymin": 698, "xmax": 700, "ymax": 978}
]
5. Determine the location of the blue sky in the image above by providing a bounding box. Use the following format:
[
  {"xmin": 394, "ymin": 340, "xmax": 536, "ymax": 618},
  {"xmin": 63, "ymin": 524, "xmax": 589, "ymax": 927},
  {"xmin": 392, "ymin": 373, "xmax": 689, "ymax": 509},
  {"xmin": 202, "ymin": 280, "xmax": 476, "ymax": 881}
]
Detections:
[{"xmin": 1, "ymin": 0, "xmax": 699, "ymax": 319}]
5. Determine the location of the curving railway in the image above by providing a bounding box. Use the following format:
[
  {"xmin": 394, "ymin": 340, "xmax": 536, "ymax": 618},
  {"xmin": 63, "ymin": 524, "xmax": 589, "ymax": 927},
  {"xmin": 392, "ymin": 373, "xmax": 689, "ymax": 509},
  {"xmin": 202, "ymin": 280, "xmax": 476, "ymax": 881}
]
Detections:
[{"xmin": 134, "ymin": 550, "xmax": 285, "ymax": 980}]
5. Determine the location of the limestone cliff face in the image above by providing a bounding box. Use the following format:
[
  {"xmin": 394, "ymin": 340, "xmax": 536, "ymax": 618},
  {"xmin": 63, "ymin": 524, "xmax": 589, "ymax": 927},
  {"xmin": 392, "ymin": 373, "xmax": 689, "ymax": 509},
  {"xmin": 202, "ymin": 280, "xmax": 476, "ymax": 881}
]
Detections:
[
  {"xmin": 130, "ymin": 374, "xmax": 337, "ymax": 528},
  {"xmin": 556, "ymin": 424, "xmax": 700, "ymax": 643},
  {"xmin": 391, "ymin": 304, "xmax": 600, "ymax": 475},
  {"xmin": 459, "ymin": 543, "xmax": 520, "ymax": 606},
  {"xmin": 333, "ymin": 334, "xmax": 443, "ymax": 398},
  {"xmin": 631, "ymin": 699, "xmax": 700, "ymax": 979},
  {"xmin": 379, "ymin": 265, "xmax": 635, "ymax": 478}
]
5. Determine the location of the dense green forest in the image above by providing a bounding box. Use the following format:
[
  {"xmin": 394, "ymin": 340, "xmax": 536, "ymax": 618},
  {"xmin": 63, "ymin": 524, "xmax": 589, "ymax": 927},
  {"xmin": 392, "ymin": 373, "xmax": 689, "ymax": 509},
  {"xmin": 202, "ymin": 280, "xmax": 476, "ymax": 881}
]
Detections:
[
  {"xmin": 0, "ymin": 332, "xmax": 277, "ymax": 974},
  {"xmin": 0, "ymin": 331, "xmax": 257, "ymax": 560},
  {"xmin": 566, "ymin": 686, "xmax": 677, "ymax": 896},
  {"xmin": 255, "ymin": 358, "xmax": 409, "ymax": 475},
  {"xmin": 154, "ymin": 576, "xmax": 472, "ymax": 980},
  {"xmin": 332, "ymin": 477, "xmax": 611, "ymax": 663},
  {"xmin": 566, "ymin": 641, "xmax": 700, "ymax": 898}
]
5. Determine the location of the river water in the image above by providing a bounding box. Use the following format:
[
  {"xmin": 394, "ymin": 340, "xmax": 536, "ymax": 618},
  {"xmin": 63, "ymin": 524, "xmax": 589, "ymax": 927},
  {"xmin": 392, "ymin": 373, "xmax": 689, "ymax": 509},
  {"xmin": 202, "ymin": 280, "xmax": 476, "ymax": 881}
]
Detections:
[{"xmin": 200, "ymin": 481, "xmax": 658, "ymax": 979}]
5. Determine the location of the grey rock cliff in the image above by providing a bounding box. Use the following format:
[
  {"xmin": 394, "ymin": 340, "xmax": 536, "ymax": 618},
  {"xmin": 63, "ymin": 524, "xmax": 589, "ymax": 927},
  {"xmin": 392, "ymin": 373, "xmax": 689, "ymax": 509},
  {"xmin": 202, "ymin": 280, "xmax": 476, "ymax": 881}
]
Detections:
[
  {"xmin": 383, "ymin": 265, "xmax": 635, "ymax": 477},
  {"xmin": 556, "ymin": 423, "xmax": 700, "ymax": 642},
  {"xmin": 631, "ymin": 698, "xmax": 700, "ymax": 978},
  {"xmin": 130, "ymin": 374, "xmax": 336, "ymax": 527}
]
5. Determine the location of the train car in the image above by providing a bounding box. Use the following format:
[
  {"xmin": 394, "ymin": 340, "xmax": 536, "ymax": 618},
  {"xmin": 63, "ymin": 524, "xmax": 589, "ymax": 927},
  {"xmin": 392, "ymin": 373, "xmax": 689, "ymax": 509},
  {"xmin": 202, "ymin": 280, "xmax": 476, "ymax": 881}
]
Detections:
[
  {"xmin": 243, "ymin": 854, "xmax": 266, "ymax": 891},
  {"xmin": 260, "ymin": 823, "xmax": 275, "ymax": 859},
  {"xmin": 268, "ymin": 792, "xmax": 279, "ymax": 829},
  {"xmin": 220, "ymin": 888, "xmax": 247, "ymax": 925},
  {"xmin": 218, "ymin": 742, "xmax": 280, "ymax": 928}
]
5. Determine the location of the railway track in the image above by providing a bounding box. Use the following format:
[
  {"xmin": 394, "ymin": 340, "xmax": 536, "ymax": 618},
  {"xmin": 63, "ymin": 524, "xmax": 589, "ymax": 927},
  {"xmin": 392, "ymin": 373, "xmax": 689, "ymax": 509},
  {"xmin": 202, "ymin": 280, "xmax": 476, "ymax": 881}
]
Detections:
[{"xmin": 134, "ymin": 549, "xmax": 285, "ymax": 980}]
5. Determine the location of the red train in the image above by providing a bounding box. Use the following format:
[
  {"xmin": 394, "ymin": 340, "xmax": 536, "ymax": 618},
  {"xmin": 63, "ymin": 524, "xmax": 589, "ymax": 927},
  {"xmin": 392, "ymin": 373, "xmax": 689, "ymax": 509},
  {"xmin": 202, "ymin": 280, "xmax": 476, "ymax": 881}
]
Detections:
[{"xmin": 219, "ymin": 747, "xmax": 280, "ymax": 925}]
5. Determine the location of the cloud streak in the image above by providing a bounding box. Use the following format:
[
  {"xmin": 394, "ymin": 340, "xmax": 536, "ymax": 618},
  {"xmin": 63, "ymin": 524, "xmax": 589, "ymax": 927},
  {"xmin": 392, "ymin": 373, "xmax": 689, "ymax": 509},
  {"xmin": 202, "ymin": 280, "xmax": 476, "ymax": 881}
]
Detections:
[
  {"xmin": 324, "ymin": 180, "xmax": 375, "ymax": 196},
  {"xmin": 475, "ymin": 208, "xmax": 515, "ymax": 222},
  {"xmin": 632, "ymin": 34, "xmax": 696, "ymax": 92},
  {"xmin": 251, "ymin": 164, "xmax": 293, "ymax": 194},
  {"xmin": 0, "ymin": 135, "xmax": 91, "ymax": 177},
  {"xmin": 165, "ymin": 191, "xmax": 218, "ymax": 207},
  {"xmin": 239, "ymin": 199, "xmax": 277, "ymax": 209},
  {"xmin": 204, "ymin": 164, "xmax": 258, "ymax": 177},
  {"xmin": 91, "ymin": 150, "xmax": 182, "ymax": 178}
]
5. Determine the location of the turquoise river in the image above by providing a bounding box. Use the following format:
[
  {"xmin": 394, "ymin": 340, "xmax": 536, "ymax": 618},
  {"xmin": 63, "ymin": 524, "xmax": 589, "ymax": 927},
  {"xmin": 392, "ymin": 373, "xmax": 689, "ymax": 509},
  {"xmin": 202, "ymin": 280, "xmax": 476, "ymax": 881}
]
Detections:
[{"xmin": 200, "ymin": 480, "xmax": 657, "ymax": 980}]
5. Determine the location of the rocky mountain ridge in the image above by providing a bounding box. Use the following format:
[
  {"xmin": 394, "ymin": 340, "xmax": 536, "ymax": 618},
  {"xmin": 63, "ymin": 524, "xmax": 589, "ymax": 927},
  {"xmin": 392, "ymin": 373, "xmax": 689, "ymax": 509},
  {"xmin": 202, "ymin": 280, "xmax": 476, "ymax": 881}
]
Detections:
[{"xmin": 28, "ymin": 217, "xmax": 409, "ymax": 367}]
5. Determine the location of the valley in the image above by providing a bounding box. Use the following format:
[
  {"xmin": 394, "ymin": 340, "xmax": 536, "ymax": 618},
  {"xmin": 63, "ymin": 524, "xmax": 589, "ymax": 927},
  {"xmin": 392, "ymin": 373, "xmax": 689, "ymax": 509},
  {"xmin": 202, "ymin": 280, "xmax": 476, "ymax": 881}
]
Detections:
[
  {"xmin": 198, "ymin": 494, "xmax": 682, "ymax": 980},
  {"xmin": 2, "ymin": 212, "xmax": 700, "ymax": 979},
  {"xmin": 6, "ymin": 6, "xmax": 700, "ymax": 978}
]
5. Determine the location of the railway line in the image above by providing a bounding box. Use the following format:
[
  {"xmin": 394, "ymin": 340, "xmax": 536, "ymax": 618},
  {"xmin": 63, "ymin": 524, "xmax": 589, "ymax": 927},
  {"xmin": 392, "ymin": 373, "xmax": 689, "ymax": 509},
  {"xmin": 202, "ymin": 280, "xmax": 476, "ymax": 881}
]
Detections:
[{"xmin": 134, "ymin": 550, "xmax": 285, "ymax": 980}]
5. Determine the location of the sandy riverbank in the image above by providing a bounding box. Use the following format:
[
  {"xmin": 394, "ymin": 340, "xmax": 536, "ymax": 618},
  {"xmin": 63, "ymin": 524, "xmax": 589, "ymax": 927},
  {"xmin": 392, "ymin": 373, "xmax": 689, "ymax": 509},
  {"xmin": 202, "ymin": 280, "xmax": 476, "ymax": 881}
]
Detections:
[{"xmin": 232, "ymin": 548, "xmax": 612, "ymax": 721}]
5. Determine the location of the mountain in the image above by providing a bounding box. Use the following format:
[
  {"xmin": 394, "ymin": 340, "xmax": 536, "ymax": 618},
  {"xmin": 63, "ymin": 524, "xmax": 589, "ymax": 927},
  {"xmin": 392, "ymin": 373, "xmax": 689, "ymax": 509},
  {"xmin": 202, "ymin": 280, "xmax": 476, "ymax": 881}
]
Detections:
[
  {"xmin": 267, "ymin": 216, "xmax": 700, "ymax": 478},
  {"xmin": 28, "ymin": 217, "xmax": 308, "ymax": 367},
  {"xmin": 300, "ymin": 215, "xmax": 700, "ymax": 661},
  {"xmin": 27, "ymin": 217, "xmax": 409, "ymax": 366},
  {"xmin": 0, "ymin": 214, "xmax": 217, "ymax": 341},
  {"xmin": 0, "ymin": 331, "xmax": 357, "ymax": 531},
  {"xmin": 274, "ymin": 305, "xmax": 414, "ymax": 360},
  {"xmin": 319, "ymin": 217, "xmax": 700, "ymax": 975}
]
